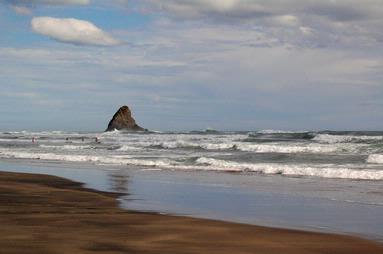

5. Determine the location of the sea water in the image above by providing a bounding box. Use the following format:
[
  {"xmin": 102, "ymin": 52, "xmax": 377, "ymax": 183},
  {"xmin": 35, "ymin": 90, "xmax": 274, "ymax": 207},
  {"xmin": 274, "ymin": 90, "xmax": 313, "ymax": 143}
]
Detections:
[
  {"xmin": 0, "ymin": 130, "xmax": 382, "ymax": 240},
  {"xmin": 1, "ymin": 130, "xmax": 383, "ymax": 180}
]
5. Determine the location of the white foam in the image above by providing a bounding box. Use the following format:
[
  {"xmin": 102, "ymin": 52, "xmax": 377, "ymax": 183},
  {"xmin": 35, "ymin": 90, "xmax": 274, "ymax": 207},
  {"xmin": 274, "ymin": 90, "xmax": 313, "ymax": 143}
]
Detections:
[
  {"xmin": 152, "ymin": 141, "xmax": 341, "ymax": 154},
  {"xmin": 39, "ymin": 144, "xmax": 91, "ymax": 150},
  {"xmin": 158, "ymin": 141, "xmax": 201, "ymax": 149},
  {"xmin": 313, "ymin": 134, "xmax": 383, "ymax": 144},
  {"xmin": 236, "ymin": 143, "xmax": 339, "ymax": 154},
  {"xmin": 367, "ymin": 154, "xmax": 383, "ymax": 164},
  {"xmin": 117, "ymin": 145, "xmax": 144, "ymax": 152},
  {"xmin": 196, "ymin": 157, "xmax": 383, "ymax": 180},
  {"xmin": 152, "ymin": 141, "xmax": 236, "ymax": 151},
  {"xmin": 256, "ymin": 130, "xmax": 308, "ymax": 134},
  {"xmin": 0, "ymin": 149, "xmax": 175, "ymax": 167},
  {"xmin": 1, "ymin": 148, "xmax": 382, "ymax": 180},
  {"xmin": 101, "ymin": 129, "xmax": 121, "ymax": 136}
]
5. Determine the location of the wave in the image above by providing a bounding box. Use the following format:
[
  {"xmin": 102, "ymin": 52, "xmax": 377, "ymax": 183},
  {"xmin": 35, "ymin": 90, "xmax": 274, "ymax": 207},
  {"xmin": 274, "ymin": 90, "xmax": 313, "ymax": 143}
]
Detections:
[
  {"xmin": 1, "ymin": 147, "xmax": 382, "ymax": 180},
  {"xmin": 313, "ymin": 134, "xmax": 383, "ymax": 144},
  {"xmin": 236, "ymin": 143, "xmax": 339, "ymax": 153},
  {"xmin": 367, "ymin": 154, "xmax": 383, "ymax": 164},
  {"xmin": 154, "ymin": 141, "xmax": 234, "ymax": 151},
  {"xmin": 249, "ymin": 131, "xmax": 315, "ymax": 141},
  {"xmin": 117, "ymin": 145, "xmax": 145, "ymax": 152},
  {"xmin": 150, "ymin": 141, "xmax": 343, "ymax": 154},
  {"xmin": 255, "ymin": 130, "xmax": 310, "ymax": 134},
  {"xmin": 189, "ymin": 128, "xmax": 221, "ymax": 134},
  {"xmin": 0, "ymin": 149, "xmax": 176, "ymax": 168},
  {"xmin": 39, "ymin": 144, "xmax": 92, "ymax": 150},
  {"xmin": 154, "ymin": 141, "xmax": 201, "ymax": 149},
  {"xmin": 196, "ymin": 157, "xmax": 383, "ymax": 180}
]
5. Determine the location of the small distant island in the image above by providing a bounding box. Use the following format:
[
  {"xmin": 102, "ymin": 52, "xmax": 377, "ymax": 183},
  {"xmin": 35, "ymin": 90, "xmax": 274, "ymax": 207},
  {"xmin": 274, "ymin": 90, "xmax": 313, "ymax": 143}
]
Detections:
[{"xmin": 106, "ymin": 105, "xmax": 146, "ymax": 132}]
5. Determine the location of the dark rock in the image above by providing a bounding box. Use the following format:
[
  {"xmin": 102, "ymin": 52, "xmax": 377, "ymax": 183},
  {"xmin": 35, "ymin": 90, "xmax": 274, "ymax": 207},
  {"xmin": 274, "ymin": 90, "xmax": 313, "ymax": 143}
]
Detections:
[{"xmin": 106, "ymin": 106, "xmax": 145, "ymax": 132}]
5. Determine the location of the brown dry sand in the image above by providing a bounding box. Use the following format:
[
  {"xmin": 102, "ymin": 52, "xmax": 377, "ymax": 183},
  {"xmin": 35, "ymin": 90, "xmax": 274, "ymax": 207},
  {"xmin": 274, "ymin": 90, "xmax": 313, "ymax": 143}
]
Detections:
[{"xmin": 0, "ymin": 171, "xmax": 382, "ymax": 254}]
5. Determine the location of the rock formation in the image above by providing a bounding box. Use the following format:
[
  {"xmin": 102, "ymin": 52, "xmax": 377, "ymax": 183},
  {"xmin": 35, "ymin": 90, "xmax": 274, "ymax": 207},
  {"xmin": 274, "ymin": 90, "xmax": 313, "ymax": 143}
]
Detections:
[{"xmin": 106, "ymin": 106, "xmax": 145, "ymax": 132}]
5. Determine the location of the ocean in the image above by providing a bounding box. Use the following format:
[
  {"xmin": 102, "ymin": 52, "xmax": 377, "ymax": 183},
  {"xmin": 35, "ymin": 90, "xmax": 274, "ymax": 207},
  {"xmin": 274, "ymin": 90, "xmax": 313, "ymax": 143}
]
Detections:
[
  {"xmin": 0, "ymin": 129, "xmax": 383, "ymax": 240},
  {"xmin": 1, "ymin": 129, "xmax": 383, "ymax": 181}
]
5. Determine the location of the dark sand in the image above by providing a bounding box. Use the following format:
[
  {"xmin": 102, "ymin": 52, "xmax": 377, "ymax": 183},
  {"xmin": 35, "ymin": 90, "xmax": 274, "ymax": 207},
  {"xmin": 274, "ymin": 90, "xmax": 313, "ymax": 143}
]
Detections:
[{"xmin": 1, "ymin": 171, "xmax": 382, "ymax": 254}]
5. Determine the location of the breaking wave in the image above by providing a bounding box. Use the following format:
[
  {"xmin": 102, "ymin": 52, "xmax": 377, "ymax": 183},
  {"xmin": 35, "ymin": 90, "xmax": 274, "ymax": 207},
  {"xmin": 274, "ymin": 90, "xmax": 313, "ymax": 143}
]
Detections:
[
  {"xmin": 235, "ymin": 143, "xmax": 339, "ymax": 153},
  {"xmin": 0, "ymin": 149, "xmax": 176, "ymax": 168},
  {"xmin": 39, "ymin": 144, "xmax": 91, "ymax": 150},
  {"xmin": 117, "ymin": 145, "xmax": 145, "ymax": 152},
  {"xmin": 313, "ymin": 134, "xmax": 383, "ymax": 144},
  {"xmin": 196, "ymin": 157, "xmax": 383, "ymax": 180},
  {"xmin": 256, "ymin": 130, "xmax": 310, "ymax": 134},
  {"xmin": 1, "ymin": 148, "xmax": 382, "ymax": 180},
  {"xmin": 151, "ymin": 141, "xmax": 350, "ymax": 154},
  {"xmin": 367, "ymin": 154, "xmax": 383, "ymax": 164}
]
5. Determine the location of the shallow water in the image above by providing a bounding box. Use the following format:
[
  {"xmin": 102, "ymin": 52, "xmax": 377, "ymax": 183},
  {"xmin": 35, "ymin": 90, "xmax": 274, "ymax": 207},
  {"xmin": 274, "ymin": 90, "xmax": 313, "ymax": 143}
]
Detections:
[{"xmin": 1, "ymin": 160, "xmax": 382, "ymax": 242}]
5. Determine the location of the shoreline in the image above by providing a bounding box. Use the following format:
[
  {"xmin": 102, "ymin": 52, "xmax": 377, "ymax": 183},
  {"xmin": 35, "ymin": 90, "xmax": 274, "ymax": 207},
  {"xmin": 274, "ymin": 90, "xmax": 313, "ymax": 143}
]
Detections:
[
  {"xmin": 1, "ymin": 170, "xmax": 382, "ymax": 253},
  {"xmin": 1, "ymin": 159, "xmax": 383, "ymax": 242}
]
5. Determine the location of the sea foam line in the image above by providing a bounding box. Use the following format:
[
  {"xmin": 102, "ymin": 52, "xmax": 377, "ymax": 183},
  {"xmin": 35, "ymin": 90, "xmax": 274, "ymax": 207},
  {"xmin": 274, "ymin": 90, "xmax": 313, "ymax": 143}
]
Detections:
[
  {"xmin": 367, "ymin": 154, "xmax": 383, "ymax": 164},
  {"xmin": 1, "ymin": 149, "xmax": 382, "ymax": 181},
  {"xmin": 313, "ymin": 134, "xmax": 383, "ymax": 144},
  {"xmin": 0, "ymin": 149, "xmax": 175, "ymax": 167},
  {"xmin": 39, "ymin": 144, "xmax": 91, "ymax": 150},
  {"xmin": 196, "ymin": 157, "xmax": 383, "ymax": 180},
  {"xmin": 152, "ymin": 141, "xmax": 345, "ymax": 154}
]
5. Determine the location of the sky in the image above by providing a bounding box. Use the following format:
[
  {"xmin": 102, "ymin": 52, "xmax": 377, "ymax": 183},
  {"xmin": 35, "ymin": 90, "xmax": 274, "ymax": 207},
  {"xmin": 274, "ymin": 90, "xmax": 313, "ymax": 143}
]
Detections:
[{"xmin": 0, "ymin": 0, "xmax": 382, "ymax": 131}]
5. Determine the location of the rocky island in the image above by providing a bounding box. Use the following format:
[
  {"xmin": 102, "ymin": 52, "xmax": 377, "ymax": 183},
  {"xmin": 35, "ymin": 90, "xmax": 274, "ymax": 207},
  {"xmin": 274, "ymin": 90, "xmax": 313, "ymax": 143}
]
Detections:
[{"xmin": 106, "ymin": 105, "xmax": 145, "ymax": 132}]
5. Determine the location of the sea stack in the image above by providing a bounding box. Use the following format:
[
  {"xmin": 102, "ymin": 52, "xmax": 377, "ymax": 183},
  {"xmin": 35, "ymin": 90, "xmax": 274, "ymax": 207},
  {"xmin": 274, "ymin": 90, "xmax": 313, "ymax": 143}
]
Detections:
[{"xmin": 106, "ymin": 106, "xmax": 145, "ymax": 132}]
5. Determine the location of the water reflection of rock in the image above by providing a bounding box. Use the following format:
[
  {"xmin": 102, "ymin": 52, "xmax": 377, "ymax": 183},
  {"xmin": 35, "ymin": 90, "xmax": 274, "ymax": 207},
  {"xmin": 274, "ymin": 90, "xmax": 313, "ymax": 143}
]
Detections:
[{"xmin": 108, "ymin": 171, "xmax": 129, "ymax": 193}]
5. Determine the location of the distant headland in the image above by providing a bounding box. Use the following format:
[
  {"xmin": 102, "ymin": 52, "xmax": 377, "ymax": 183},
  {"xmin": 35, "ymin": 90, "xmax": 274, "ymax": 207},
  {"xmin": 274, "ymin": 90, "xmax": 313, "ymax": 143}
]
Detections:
[{"xmin": 105, "ymin": 105, "xmax": 146, "ymax": 132}]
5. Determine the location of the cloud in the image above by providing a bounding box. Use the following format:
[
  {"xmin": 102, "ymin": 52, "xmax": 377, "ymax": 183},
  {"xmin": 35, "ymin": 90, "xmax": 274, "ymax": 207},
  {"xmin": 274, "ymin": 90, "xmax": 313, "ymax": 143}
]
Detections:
[
  {"xmin": 144, "ymin": 0, "xmax": 383, "ymax": 21},
  {"xmin": 3, "ymin": 0, "xmax": 89, "ymax": 14},
  {"xmin": 2, "ymin": 0, "xmax": 383, "ymax": 130},
  {"xmin": 3, "ymin": 0, "xmax": 89, "ymax": 5},
  {"xmin": 135, "ymin": 0, "xmax": 383, "ymax": 49},
  {"xmin": 31, "ymin": 17, "xmax": 122, "ymax": 46},
  {"xmin": 144, "ymin": 0, "xmax": 271, "ymax": 20},
  {"xmin": 2, "ymin": 10, "xmax": 383, "ymax": 129}
]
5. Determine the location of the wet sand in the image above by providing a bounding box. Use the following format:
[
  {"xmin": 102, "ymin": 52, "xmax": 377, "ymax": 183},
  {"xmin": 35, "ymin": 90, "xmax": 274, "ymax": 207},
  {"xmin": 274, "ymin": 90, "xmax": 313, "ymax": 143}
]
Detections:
[{"xmin": 1, "ymin": 171, "xmax": 382, "ymax": 254}]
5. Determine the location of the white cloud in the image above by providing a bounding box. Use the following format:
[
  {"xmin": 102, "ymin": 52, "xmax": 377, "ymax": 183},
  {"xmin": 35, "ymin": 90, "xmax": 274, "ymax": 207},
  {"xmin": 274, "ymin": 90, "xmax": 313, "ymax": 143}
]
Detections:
[{"xmin": 31, "ymin": 17, "xmax": 122, "ymax": 46}]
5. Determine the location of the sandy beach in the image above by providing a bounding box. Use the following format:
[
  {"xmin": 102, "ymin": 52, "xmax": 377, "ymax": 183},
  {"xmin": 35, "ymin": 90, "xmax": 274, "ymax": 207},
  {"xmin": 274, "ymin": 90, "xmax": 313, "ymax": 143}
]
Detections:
[{"xmin": 1, "ymin": 170, "xmax": 382, "ymax": 254}]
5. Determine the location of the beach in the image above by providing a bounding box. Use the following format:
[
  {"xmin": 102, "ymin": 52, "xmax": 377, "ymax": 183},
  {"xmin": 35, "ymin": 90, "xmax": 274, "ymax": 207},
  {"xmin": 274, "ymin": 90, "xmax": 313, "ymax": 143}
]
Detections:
[
  {"xmin": 1, "ymin": 130, "xmax": 383, "ymax": 252},
  {"xmin": 1, "ymin": 170, "xmax": 383, "ymax": 254},
  {"xmin": 3, "ymin": 0, "xmax": 383, "ymax": 252}
]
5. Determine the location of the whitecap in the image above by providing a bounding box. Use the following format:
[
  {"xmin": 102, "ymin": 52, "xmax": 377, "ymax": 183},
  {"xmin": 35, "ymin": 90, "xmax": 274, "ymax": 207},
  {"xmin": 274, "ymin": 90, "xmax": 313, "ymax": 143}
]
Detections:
[
  {"xmin": 367, "ymin": 154, "xmax": 383, "ymax": 164},
  {"xmin": 236, "ymin": 143, "xmax": 339, "ymax": 154},
  {"xmin": 39, "ymin": 144, "xmax": 91, "ymax": 150},
  {"xmin": 313, "ymin": 134, "xmax": 383, "ymax": 144},
  {"xmin": 196, "ymin": 157, "xmax": 383, "ymax": 180}
]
